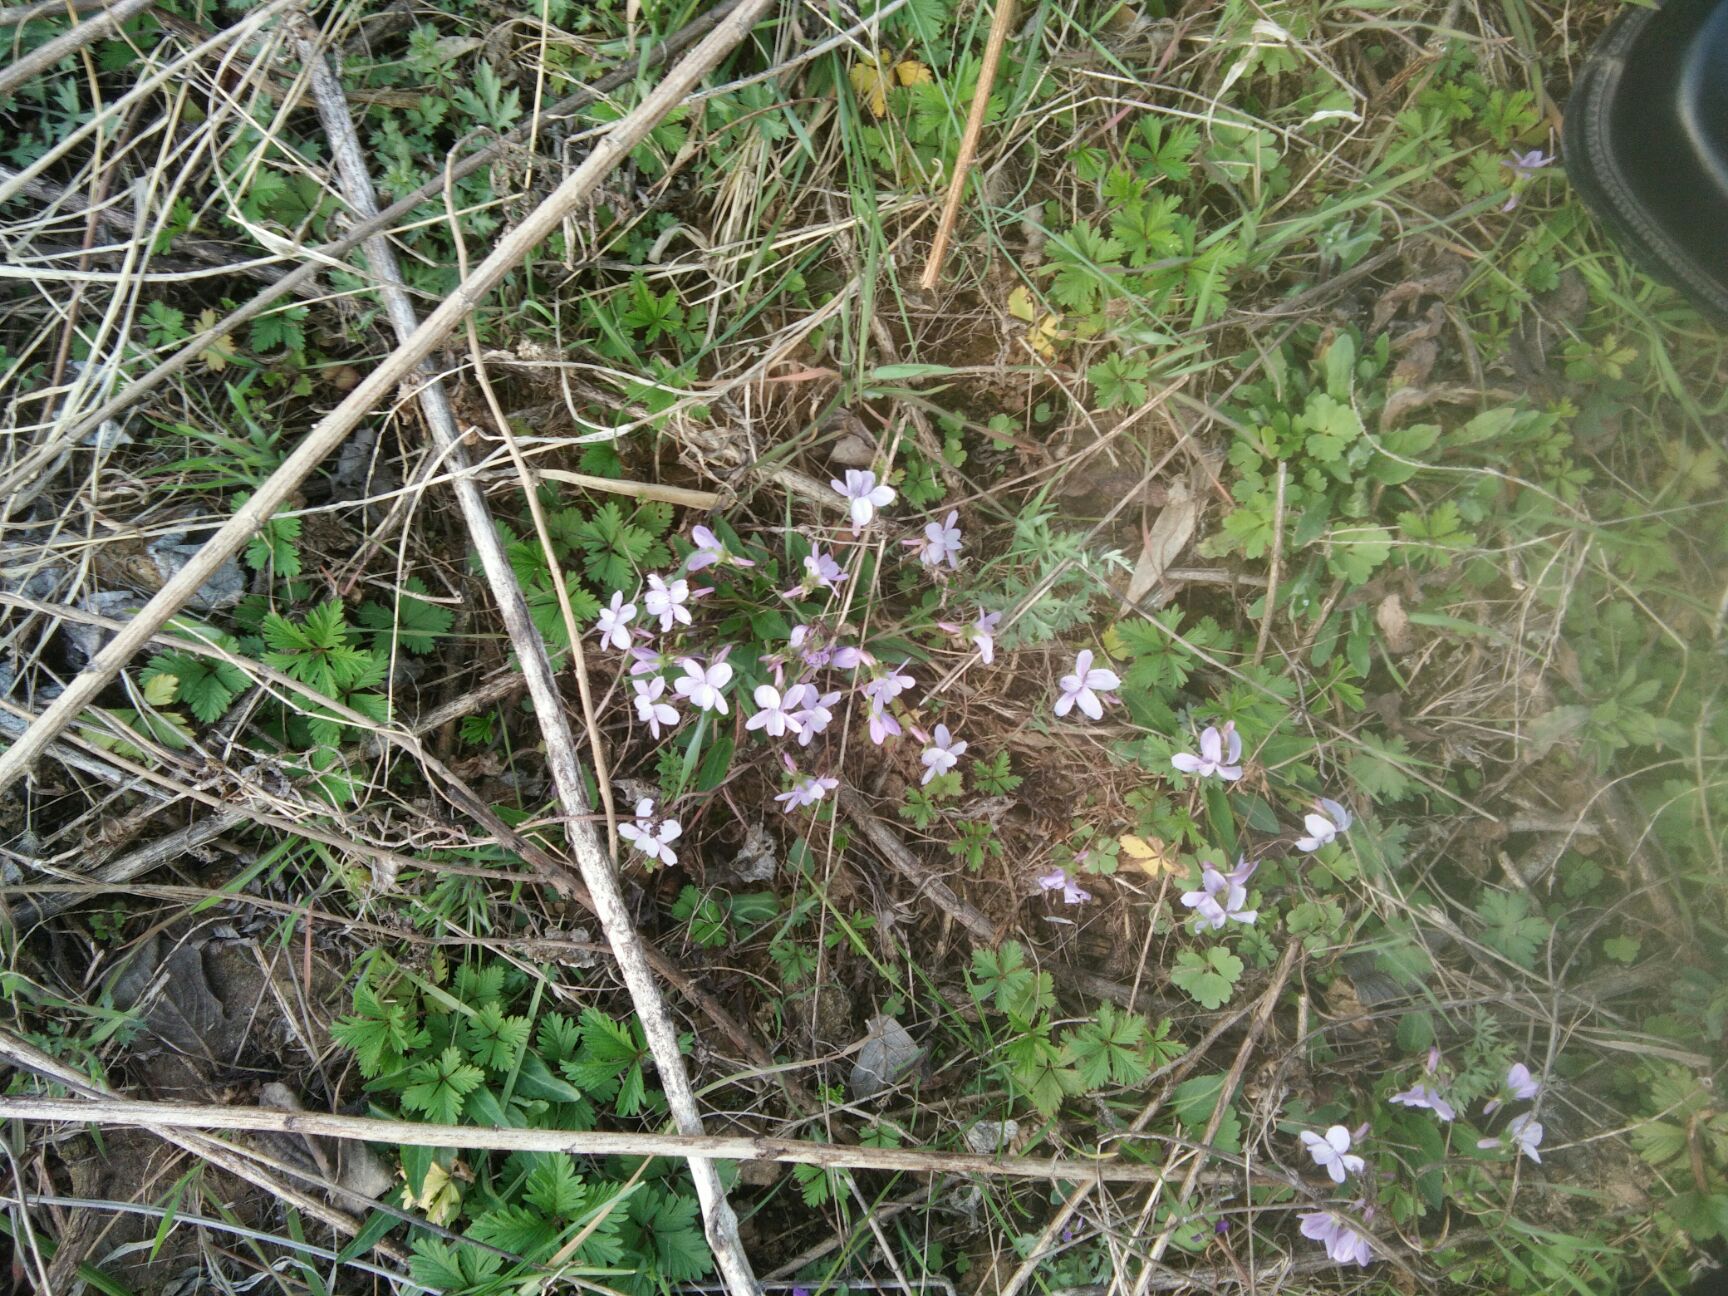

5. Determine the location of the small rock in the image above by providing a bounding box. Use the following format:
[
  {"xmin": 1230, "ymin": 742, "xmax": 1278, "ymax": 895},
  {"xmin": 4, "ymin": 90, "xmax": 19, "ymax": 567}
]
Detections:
[
  {"xmin": 147, "ymin": 532, "xmax": 246, "ymax": 612},
  {"xmin": 829, "ymin": 432, "xmax": 877, "ymax": 468},
  {"xmin": 848, "ymin": 1014, "xmax": 921, "ymax": 1100},
  {"xmin": 964, "ymin": 1119, "xmax": 1020, "ymax": 1156},
  {"xmin": 728, "ymin": 822, "xmax": 777, "ymax": 884}
]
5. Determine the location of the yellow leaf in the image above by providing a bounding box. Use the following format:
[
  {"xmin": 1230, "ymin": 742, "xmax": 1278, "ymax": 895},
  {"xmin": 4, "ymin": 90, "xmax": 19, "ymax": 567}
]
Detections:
[
  {"xmin": 849, "ymin": 55, "xmax": 890, "ymax": 118},
  {"xmin": 406, "ymin": 1160, "xmax": 462, "ymax": 1225},
  {"xmin": 1007, "ymin": 285, "xmax": 1037, "ymax": 322},
  {"xmin": 894, "ymin": 58, "xmax": 933, "ymax": 87},
  {"xmin": 195, "ymin": 308, "xmax": 236, "ymax": 373},
  {"xmin": 1119, "ymin": 834, "xmax": 1183, "ymax": 879},
  {"xmin": 142, "ymin": 673, "xmax": 178, "ymax": 707},
  {"xmin": 1028, "ymin": 312, "xmax": 1061, "ymax": 359}
]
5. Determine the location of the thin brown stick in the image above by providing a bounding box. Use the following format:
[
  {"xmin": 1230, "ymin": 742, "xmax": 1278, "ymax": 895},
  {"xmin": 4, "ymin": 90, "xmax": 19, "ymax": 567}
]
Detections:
[
  {"xmin": 1252, "ymin": 460, "xmax": 1287, "ymax": 666},
  {"xmin": 1143, "ymin": 942, "xmax": 1301, "ymax": 1272},
  {"xmin": 0, "ymin": 1033, "xmax": 411, "ymax": 1269},
  {"xmin": 0, "ymin": 0, "xmax": 154, "ymax": 101},
  {"xmin": 297, "ymin": 28, "xmax": 768, "ymax": 1295},
  {"xmin": 917, "ymin": 0, "xmax": 1015, "ymax": 291},
  {"xmin": 0, "ymin": 0, "xmax": 775, "ymax": 799},
  {"xmin": 0, "ymin": 1095, "xmax": 1193, "ymax": 1186},
  {"xmin": 840, "ymin": 788, "xmax": 1002, "ymax": 943}
]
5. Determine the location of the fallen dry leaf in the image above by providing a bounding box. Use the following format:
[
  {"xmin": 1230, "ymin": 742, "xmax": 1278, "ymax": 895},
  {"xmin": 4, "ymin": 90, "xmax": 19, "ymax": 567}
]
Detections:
[
  {"xmin": 1125, "ymin": 480, "xmax": 1198, "ymax": 605},
  {"xmin": 1119, "ymin": 833, "xmax": 1184, "ymax": 878},
  {"xmin": 1376, "ymin": 592, "xmax": 1415, "ymax": 654}
]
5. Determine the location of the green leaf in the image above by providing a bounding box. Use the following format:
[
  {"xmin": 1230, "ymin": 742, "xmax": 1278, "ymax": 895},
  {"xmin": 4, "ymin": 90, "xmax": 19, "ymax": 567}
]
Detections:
[
  {"xmin": 401, "ymin": 1046, "xmax": 485, "ymax": 1124},
  {"xmin": 968, "ymin": 942, "xmax": 1052, "ymax": 1023},
  {"xmin": 142, "ymin": 650, "xmax": 249, "ymax": 724},
  {"xmin": 1170, "ymin": 947, "xmax": 1243, "ymax": 1009},
  {"xmin": 358, "ymin": 578, "xmax": 454, "ymax": 654},
  {"xmin": 1063, "ymin": 1001, "xmax": 1152, "ymax": 1089},
  {"xmin": 1475, "ymin": 890, "xmax": 1550, "ymax": 969},
  {"xmin": 464, "ymin": 1001, "xmax": 531, "ymax": 1070},
  {"xmin": 1004, "ymin": 1028, "xmax": 1084, "ymax": 1116},
  {"xmin": 629, "ymin": 1188, "xmax": 712, "ymax": 1283}
]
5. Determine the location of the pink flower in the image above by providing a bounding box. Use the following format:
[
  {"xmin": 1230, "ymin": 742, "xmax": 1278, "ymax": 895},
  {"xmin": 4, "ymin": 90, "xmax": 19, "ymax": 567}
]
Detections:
[
  {"xmin": 617, "ymin": 797, "xmax": 681, "ymax": 867},
  {"xmin": 920, "ymin": 724, "xmax": 968, "ymax": 784},
  {"xmin": 1179, "ymin": 857, "xmax": 1257, "ymax": 931},
  {"xmin": 1037, "ymin": 868, "xmax": 1092, "ymax": 905},
  {"xmin": 787, "ymin": 683, "xmax": 841, "ymax": 746},
  {"xmin": 1298, "ymin": 1211, "xmax": 1373, "ymax": 1267},
  {"xmin": 862, "ymin": 663, "xmax": 916, "ymax": 710},
  {"xmin": 1388, "ymin": 1083, "xmax": 1456, "ymax": 1123},
  {"xmin": 1171, "ymin": 721, "xmax": 1243, "ymax": 781},
  {"xmin": 631, "ymin": 676, "xmax": 679, "ymax": 739},
  {"xmin": 746, "ymin": 683, "xmax": 803, "ymax": 739},
  {"xmin": 628, "ymin": 645, "xmax": 670, "ymax": 676},
  {"xmin": 831, "ymin": 469, "xmax": 895, "ymax": 533},
  {"xmin": 685, "ymin": 524, "xmax": 754, "ymax": 572},
  {"xmin": 784, "ymin": 548, "xmax": 848, "ymax": 599},
  {"xmin": 942, "ymin": 609, "xmax": 1001, "ymax": 664},
  {"xmin": 1053, "ymin": 649, "xmax": 1120, "ymax": 720},
  {"xmin": 594, "ymin": 590, "xmax": 636, "ymax": 651},
  {"xmin": 867, "ymin": 701, "xmax": 902, "ymax": 746},
  {"xmin": 907, "ymin": 509, "xmax": 962, "ymax": 568},
  {"xmin": 1478, "ymin": 1112, "xmax": 1543, "ymax": 1163},
  {"xmin": 673, "ymin": 655, "xmax": 733, "ymax": 714},
  {"xmin": 642, "ymin": 573, "xmax": 693, "ymax": 632},
  {"xmin": 1295, "ymin": 797, "xmax": 1352, "ymax": 852},
  {"xmin": 1483, "ymin": 1062, "xmax": 1542, "ymax": 1116},
  {"xmin": 776, "ymin": 768, "xmax": 838, "ymax": 812},
  {"xmin": 1300, "ymin": 1125, "xmax": 1366, "ymax": 1184}
]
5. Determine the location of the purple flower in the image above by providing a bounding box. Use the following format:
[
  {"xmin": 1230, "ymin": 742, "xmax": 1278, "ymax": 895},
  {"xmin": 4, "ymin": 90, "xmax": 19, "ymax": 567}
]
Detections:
[
  {"xmin": 1502, "ymin": 149, "xmax": 1554, "ymax": 211},
  {"xmin": 1171, "ymin": 721, "xmax": 1243, "ymax": 782},
  {"xmin": 907, "ymin": 509, "xmax": 963, "ymax": 568},
  {"xmin": 1295, "ymin": 797, "xmax": 1353, "ymax": 852},
  {"xmin": 1179, "ymin": 857, "xmax": 1257, "ymax": 931},
  {"xmin": 776, "ymin": 768, "xmax": 838, "ymax": 812},
  {"xmin": 685, "ymin": 523, "xmax": 754, "ymax": 573},
  {"xmin": 941, "ymin": 610, "xmax": 1001, "ymax": 665},
  {"xmin": 673, "ymin": 655, "xmax": 733, "ymax": 714},
  {"xmin": 1483, "ymin": 1062, "xmax": 1542, "ymax": 1116},
  {"xmin": 628, "ymin": 645, "xmax": 671, "ymax": 676},
  {"xmin": 642, "ymin": 573, "xmax": 693, "ymax": 632},
  {"xmin": 1038, "ymin": 868, "xmax": 1092, "ymax": 905},
  {"xmin": 1053, "ymin": 649, "xmax": 1120, "ymax": 720},
  {"xmin": 861, "ymin": 663, "xmax": 916, "ymax": 709},
  {"xmin": 1478, "ymin": 1112, "xmax": 1543, "ymax": 1164},
  {"xmin": 787, "ymin": 683, "xmax": 841, "ymax": 746},
  {"xmin": 593, "ymin": 590, "xmax": 637, "ymax": 651},
  {"xmin": 831, "ymin": 469, "xmax": 896, "ymax": 533},
  {"xmin": 1388, "ymin": 1083, "xmax": 1456, "ymax": 1123},
  {"xmin": 631, "ymin": 676, "xmax": 679, "ymax": 739},
  {"xmin": 746, "ymin": 683, "xmax": 803, "ymax": 739},
  {"xmin": 920, "ymin": 723, "xmax": 968, "ymax": 784},
  {"xmin": 1300, "ymin": 1125, "xmax": 1366, "ymax": 1185},
  {"xmin": 867, "ymin": 701, "xmax": 902, "ymax": 746},
  {"xmin": 618, "ymin": 797, "xmax": 681, "ymax": 867},
  {"xmin": 1298, "ymin": 1211, "xmax": 1373, "ymax": 1267},
  {"xmin": 784, "ymin": 548, "xmax": 849, "ymax": 599}
]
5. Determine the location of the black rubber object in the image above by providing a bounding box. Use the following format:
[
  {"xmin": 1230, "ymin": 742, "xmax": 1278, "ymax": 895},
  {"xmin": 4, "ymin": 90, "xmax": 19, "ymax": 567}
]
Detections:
[{"xmin": 1564, "ymin": 0, "xmax": 1728, "ymax": 320}]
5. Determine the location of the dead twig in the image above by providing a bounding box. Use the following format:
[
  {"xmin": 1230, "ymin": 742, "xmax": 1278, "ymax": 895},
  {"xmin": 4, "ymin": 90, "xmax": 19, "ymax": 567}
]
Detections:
[
  {"xmin": 918, "ymin": 0, "xmax": 1016, "ymax": 290},
  {"xmin": 0, "ymin": 0, "xmax": 154, "ymax": 102},
  {"xmin": 0, "ymin": 1094, "xmax": 1199, "ymax": 1186},
  {"xmin": 296, "ymin": 25, "xmax": 771, "ymax": 1294},
  {"xmin": 841, "ymin": 788, "xmax": 1002, "ymax": 944}
]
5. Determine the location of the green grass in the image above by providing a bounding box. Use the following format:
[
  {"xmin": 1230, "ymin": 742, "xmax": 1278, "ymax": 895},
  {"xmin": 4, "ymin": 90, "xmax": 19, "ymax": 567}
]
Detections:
[{"xmin": 1, "ymin": 0, "xmax": 1725, "ymax": 1292}]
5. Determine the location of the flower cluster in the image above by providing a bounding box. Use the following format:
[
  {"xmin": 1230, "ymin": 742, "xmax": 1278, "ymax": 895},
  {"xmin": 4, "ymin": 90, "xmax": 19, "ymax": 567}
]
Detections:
[
  {"xmin": 589, "ymin": 478, "xmax": 995, "ymax": 841},
  {"xmin": 1294, "ymin": 1057, "xmax": 1548, "ymax": 1269}
]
